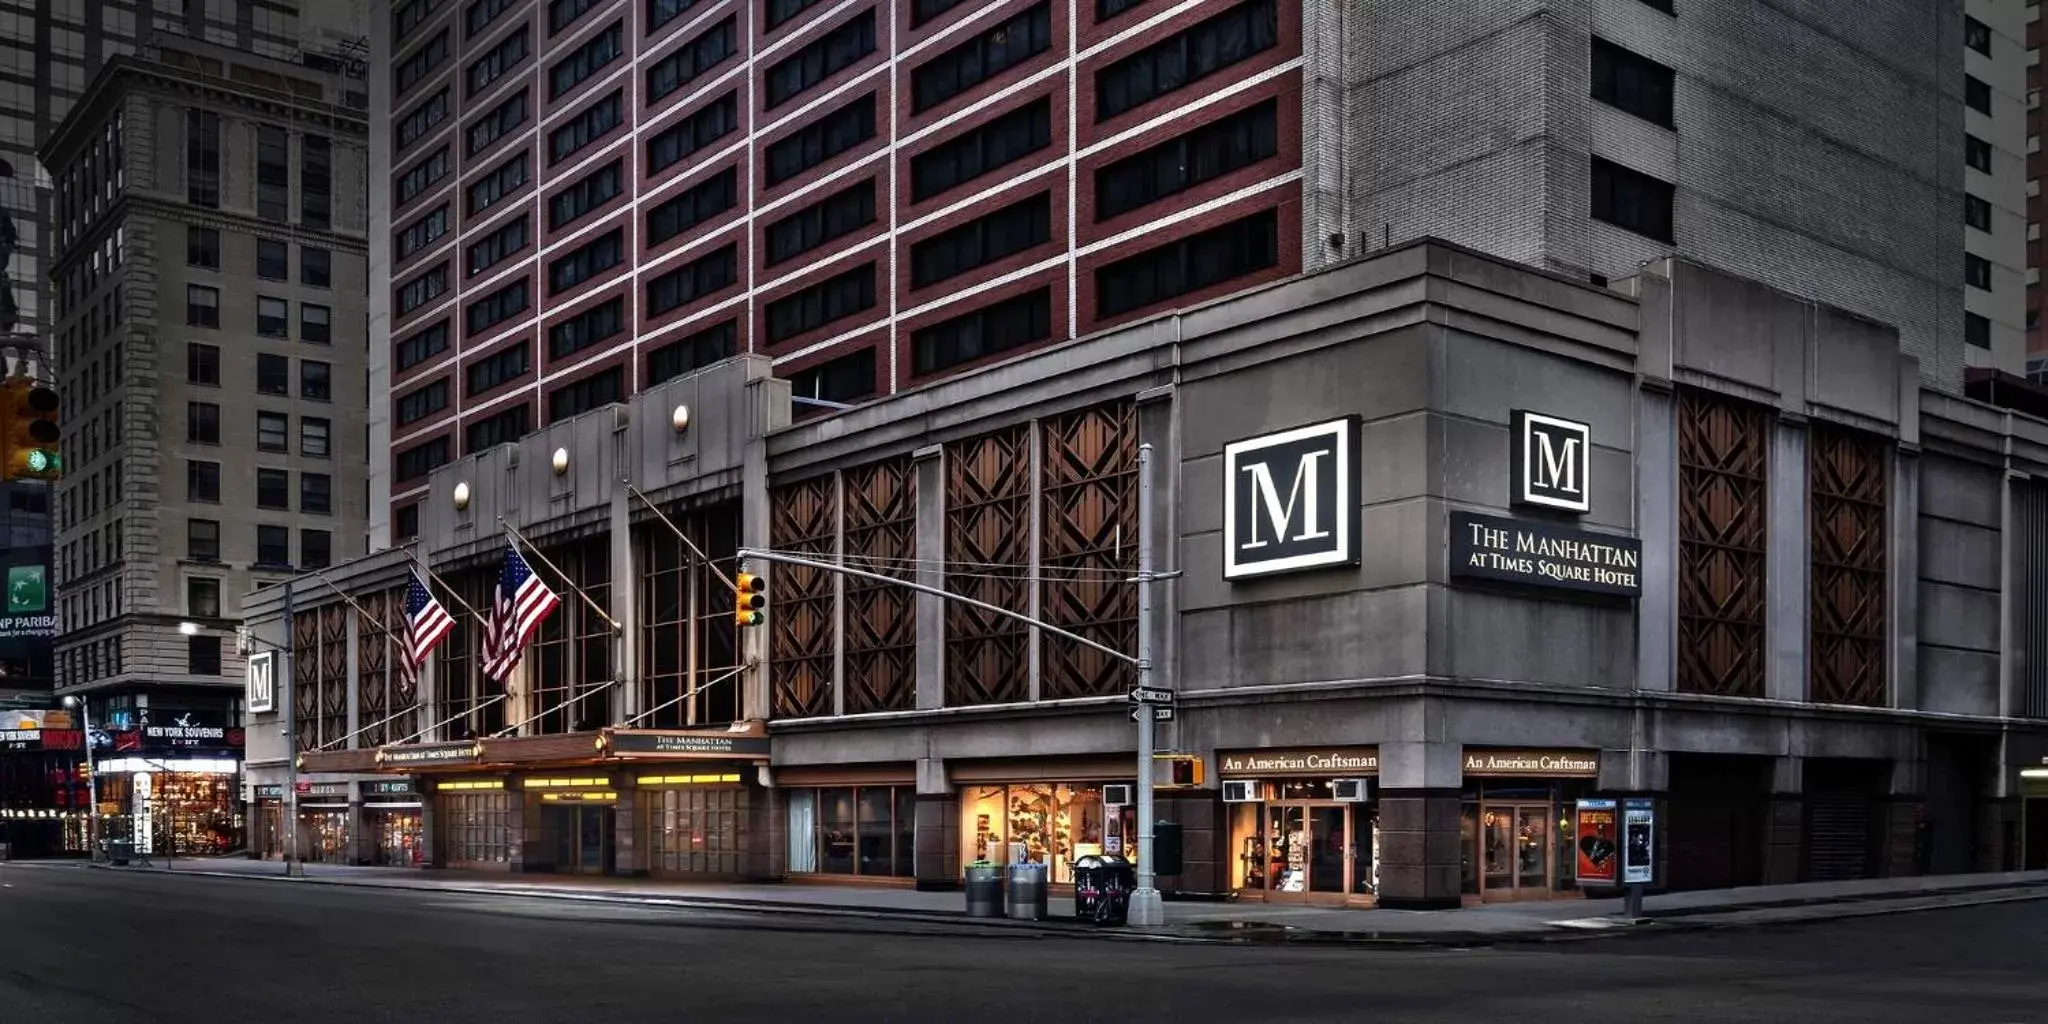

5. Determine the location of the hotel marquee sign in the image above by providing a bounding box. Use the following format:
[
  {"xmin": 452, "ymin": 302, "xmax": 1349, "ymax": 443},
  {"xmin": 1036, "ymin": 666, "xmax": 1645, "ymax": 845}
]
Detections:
[{"xmin": 1222, "ymin": 417, "xmax": 1358, "ymax": 580}]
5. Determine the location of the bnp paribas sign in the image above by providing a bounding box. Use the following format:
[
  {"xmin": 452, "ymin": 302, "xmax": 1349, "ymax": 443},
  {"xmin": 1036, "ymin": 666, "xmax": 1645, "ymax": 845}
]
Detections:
[{"xmin": 1223, "ymin": 417, "xmax": 1358, "ymax": 580}]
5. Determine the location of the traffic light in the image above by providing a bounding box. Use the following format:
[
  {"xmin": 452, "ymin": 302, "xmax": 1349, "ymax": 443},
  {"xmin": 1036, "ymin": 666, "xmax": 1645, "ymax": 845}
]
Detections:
[
  {"xmin": 734, "ymin": 571, "xmax": 766, "ymax": 627},
  {"xmin": 0, "ymin": 377, "xmax": 59, "ymax": 481},
  {"xmin": 1152, "ymin": 753, "xmax": 1204, "ymax": 788}
]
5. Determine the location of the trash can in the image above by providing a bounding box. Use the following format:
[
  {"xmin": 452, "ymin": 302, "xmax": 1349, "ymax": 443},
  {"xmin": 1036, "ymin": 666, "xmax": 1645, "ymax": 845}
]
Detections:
[
  {"xmin": 963, "ymin": 863, "xmax": 1003, "ymax": 918},
  {"xmin": 106, "ymin": 840, "xmax": 133, "ymax": 866},
  {"xmin": 1073, "ymin": 854, "xmax": 1134, "ymax": 926},
  {"xmin": 1005, "ymin": 862, "xmax": 1048, "ymax": 921}
]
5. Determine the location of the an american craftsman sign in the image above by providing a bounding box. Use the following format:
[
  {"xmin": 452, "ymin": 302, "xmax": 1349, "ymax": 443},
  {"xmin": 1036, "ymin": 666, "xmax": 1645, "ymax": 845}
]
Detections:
[
  {"xmin": 1450, "ymin": 511, "xmax": 1641, "ymax": 598},
  {"xmin": 1223, "ymin": 417, "xmax": 1357, "ymax": 580}
]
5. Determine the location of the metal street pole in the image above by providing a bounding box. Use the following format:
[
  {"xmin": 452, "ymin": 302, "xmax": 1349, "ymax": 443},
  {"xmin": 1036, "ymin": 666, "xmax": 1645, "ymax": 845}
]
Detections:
[
  {"xmin": 1127, "ymin": 443, "xmax": 1164, "ymax": 927},
  {"xmin": 70, "ymin": 697, "xmax": 100, "ymax": 862},
  {"xmin": 282, "ymin": 576, "xmax": 299, "ymax": 877}
]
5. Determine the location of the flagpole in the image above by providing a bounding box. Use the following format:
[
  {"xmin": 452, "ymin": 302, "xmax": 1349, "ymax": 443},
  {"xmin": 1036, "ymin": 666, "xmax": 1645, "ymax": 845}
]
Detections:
[
  {"xmin": 304, "ymin": 568, "xmax": 408, "ymax": 645},
  {"xmin": 390, "ymin": 694, "xmax": 507, "ymax": 746},
  {"xmin": 491, "ymin": 680, "xmax": 616, "ymax": 737},
  {"xmin": 622, "ymin": 664, "xmax": 747, "ymax": 727},
  {"xmin": 401, "ymin": 544, "xmax": 488, "ymax": 624},
  {"xmin": 311, "ymin": 703, "xmax": 420, "ymax": 752},
  {"xmin": 499, "ymin": 518, "xmax": 621, "ymax": 632},
  {"xmin": 626, "ymin": 483, "xmax": 737, "ymax": 593}
]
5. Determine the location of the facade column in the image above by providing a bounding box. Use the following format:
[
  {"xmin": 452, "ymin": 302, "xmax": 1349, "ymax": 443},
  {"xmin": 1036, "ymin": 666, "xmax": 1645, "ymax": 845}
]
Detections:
[
  {"xmin": 609, "ymin": 481, "xmax": 639, "ymax": 726},
  {"xmin": 1374, "ymin": 738, "xmax": 1462, "ymax": 909},
  {"xmin": 612, "ymin": 785, "xmax": 641, "ymax": 876},
  {"xmin": 912, "ymin": 756, "xmax": 959, "ymax": 891},
  {"xmin": 1881, "ymin": 757, "xmax": 1927, "ymax": 877},
  {"xmin": 740, "ymin": 414, "xmax": 772, "ymax": 723},
  {"xmin": 1767, "ymin": 417, "xmax": 1809, "ymax": 703},
  {"xmin": 743, "ymin": 773, "xmax": 785, "ymax": 881},
  {"xmin": 1636, "ymin": 385, "xmax": 1677, "ymax": 693},
  {"xmin": 913, "ymin": 445, "xmax": 945, "ymax": 710},
  {"xmin": 1763, "ymin": 756, "xmax": 1804, "ymax": 884}
]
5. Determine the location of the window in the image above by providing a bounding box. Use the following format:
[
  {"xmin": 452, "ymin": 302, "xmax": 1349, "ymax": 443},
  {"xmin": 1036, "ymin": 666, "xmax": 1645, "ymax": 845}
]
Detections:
[
  {"xmin": 301, "ymin": 418, "xmax": 332, "ymax": 458},
  {"xmin": 1096, "ymin": 207, "xmax": 1278, "ymax": 317},
  {"xmin": 187, "ymin": 284, "xmax": 220, "ymax": 327},
  {"xmin": 1967, "ymin": 253, "xmax": 1992, "ymax": 290},
  {"xmin": 766, "ymin": 263, "xmax": 876, "ymax": 342},
  {"xmin": 766, "ymin": 178, "xmax": 874, "ymax": 264},
  {"xmin": 1590, "ymin": 157, "xmax": 1675, "ymax": 242},
  {"xmin": 648, "ymin": 91, "xmax": 740, "ymax": 173},
  {"xmin": 187, "ymin": 109, "xmax": 220, "ymax": 207},
  {"xmin": 302, "ymin": 530, "xmax": 332, "ymax": 570},
  {"xmin": 788, "ymin": 346, "xmax": 876, "ymax": 404},
  {"xmin": 187, "ymin": 460, "xmax": 221, "ymax": 503},
  {"xmin": 1966, "ymin": 194, "xmax": 1991, "ymax": 231},
  {"xmin": 1967, "ymin": 134, "xmax": 1992, "ymax": 173},
  {"xmin": 767, "ymin": 11, "xmax": 875, "ymax": 109},
  {"xmin": 650, "ymin": 0, "xmax": 700, "ymax": 31},
  {"xmin": 550, "ymin": 297, "xmax": 626, "ymax": 360},
  {"xmin": 548, "ymin": 229, "xmax": 625, "ymax": 294},
  {"xmin": 395, "ymin": 146, "xmax": 450, "ymax": 207},
  {"xmin": 467, "ymin": 215, "xmax": 531, "ymax": 275},
  {"xmin": 396, "ymin": 437, "xmax": 451, "ymax": 481},
  {"xmin": 188, "ymin": 519, "xmax": 221, "ymax": 561},
  {"xmin": 766, "ymin": 93, "xmax": 875, "ymax": 185},
  {"xmin": 1097, "ymin": 98, "xmax": 1277, "ymax": 220},
  {"xmin": 910, "ymin": 192, "xmax": 1050, "ymax": 287},
  {"xmin": 647, "ymin": 166, "xmax": 738, "ymax": 245},
  {"xmin": 1591, "ymin": 38, "xmax": 1675, "ymax": 128},
  {"xmin": 645, "ymin": 244, "xmax": 739, "ymax": 316},
  {"xmin": 647, "ymin": 319, "xmax": 737, "ymax": 384},
  {"xmin": 466, "ymin": 405, "xmax": 531, "ymax": 452},
  {"xmin": 469, "ymin": 153, "xmax": 530, "ymax": 214},
  {"xmin": 550, "ymin": 160, "xmax": 623, "ymax": 229},
  {"xmin": 189, "ymin": 635, "xmax": 223, "ymax": 675},
  {"xmin": 548, "ymin": 366, "xmax": 623, "ymax": 422},
  {"xmin": 467, "ymin": 0, "xmax": 515, "ymax": 37},
  {"xmin": 257, "ymin": 468, "xmax": 290, "ymax": 509},
  {"xmin": 468, "ymin": 25, "xmax": 529, "ymax": 95},
  {"xmin": 397, "ymin": 503, "xmax": 422, "ymax": 540},
  {"xmin": 256, "ymin": 238, "xmax": 289, "ymax": 280},
  {"xmin": 258, "ymin": 412, "xmax": 289, "ymax": 452},
  {"xmin": 396, "ymin": 28, "xmax": 452, "ymax": 97},
  {"xmin": 648, "ymin": 16, "xmax": 736, "ymax": 101},
  {"xmin": 468, "ymin": 89, "xmax": 529, "ymax": 156},
  {"xmin": 398, "ymin": 263, "xmax": 451, "ymax": 314},
  {"xmin": 398, "ymin": 205, "xmax": 451, "ymax": 260},
  {"xmin": 1966, "ymin": 312, "xmax": 1990, "ymax": 349},
  {"xmin": 549, "ymin": 21, "xmax": 621, "ymax": 98},
  {"xmin": 301, "ymin": 361, "xmax": 332, "ymax": 401},
  {"xmin": 1967, "ymin": 74, "xmax": 1992, "ymax": 114},
  {"xmin": 187, "ymin": 226, "xmax": 219, "ymax": 269},
  {"xmin": 398, "ymin": 379, "xmax": 451, "ymax": 426},
  {"xmin": 911, "ymin": 286, "xmax": 1052, "ymax": 375},
  {"xmin": 301, "ymin": 474, "xmax": 332, "ymax": 515},
  {"xmin": 1096, "ymin": 0, "xmax": 1145, "ymax": 19},
  {"xmin": 188, "ymin": 577, "xmax": 221, "ymax": 619},
  {"xmin": 1097, "ymin": 0, "xmax": 1275, "ymax": 121},
  {"xmin": 912, "ymin": 4, "xmax": 1051, "ymax": 113},
  {"xmin": 302, "ymin": 304, "xmax": 333, "ymax": 344},
  {"xmin": 257, "ymin": 353, "xmax": 290, "ymax": 395},
  {"xmin": 258, "ymin": 297, "xmax": 289, "ymax": 338},
  {"xmin": 912, "ymin": 97, "xmax": 1050, "ymax": 201},
  {"xmin": 187, "ymin": 344, "xmax": 220, "ymax": 386},
  {"xmin": 398, "ymin": 89, "xmax": 451, "ymax": 150},
  {"xmin": 467, "ymin": 344, "xmax": 531, "ymax": 396},
  {"xmin": 397, "ymin": 320, "xmax": 451, "ymax": 370},
  {"xmin": 549, "ymin": 90, "xmax": 623, "ymax": 164},
  {"xmin": 913, "ymin": 0, "xmax": 972, "ymax": 26},
  {"xmin": 766, "ymin": 0, "xmax": 823, "ymax": 31},
  {"xmin": 302, "ymin": 248, "xmax": 331, "ymax": 288},
  {"xmin": 257, "ymin": 525, "xmax": 291, "ymax": 568},
  {"xmin": 550, "ymin": 0, "xmax": 595, "ymax": 34},
  {"xmin": 396, "ymin": 0, "xmax": 445, "ymax": 41},
  {"xmin": 467, "ymin": 280, "xmax": 531, "ymax": 336},
  {"xmin": 1966, "ymin": 16, "xmax": 1991, "ymax": 56}
]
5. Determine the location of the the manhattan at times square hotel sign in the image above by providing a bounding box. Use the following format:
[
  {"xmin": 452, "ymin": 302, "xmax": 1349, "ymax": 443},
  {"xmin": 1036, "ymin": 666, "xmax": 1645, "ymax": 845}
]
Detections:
[{"xmin": 1222, "ymin": 417, "xmax": 1358, "ymax": 580}]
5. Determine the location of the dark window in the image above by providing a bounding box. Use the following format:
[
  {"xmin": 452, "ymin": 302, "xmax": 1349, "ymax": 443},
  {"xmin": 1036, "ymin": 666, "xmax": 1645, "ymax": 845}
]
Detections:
[
  {"xmin": 191, "ymin": 580, "xmax": 222, "ymax": 622},
  {"xmin": 187, "ymin": 109, "xmax": 220, "ymax": 207},
  {"xmin": 788, "ymin": 346, "xmax": 876, "ymax": 404},
  {"xmin": 187, "ymin": 226, "xmax": 219, "ymax": 268},
  {"xmin": 257, "ymin": 353, "xmax": 290, "ymax": 396},
  {"xmin": 766, "ymin": 0, "xmax": 824, "ymax": 31},
  {"xmin": 1966, "ymin": 16, "xmax": 1991, "ymax": 56},
  {"xmin": 1967, "ymin": 253, "xmax": 1992, "ymax": 290},
  {"xmin": 398, "ymin": 205, "xmax": 451, "ymax": 260},
  {"xmin": 1097, "ymin": 98, "xmax": 1276, "ymax": 220},
  {"xmin": 1590, "ymin": 157, "xmax": 1674, "ymax": 242},
  {"xmin": 467, "ymin": 279, "xmax": 531, "ymax": 336},
  {"xmin": 1591, "ymin": 38, "xmax": 1674, "ymax": 128},
  {"xmin": 469, "ymin": 153, "xmax": 530, "ymax": 214},
  {"xmin": 467, "ymin": 0, "xmax": 514, "ymax": 38},
  {"xmin": 187, "ymin": 344, "xmax": 220, "ymax": 386},
  {"xmin": 1096, "ymin": 0, "xmax": 1145, "ymax": 20},
  {"xmin": 646, "ymin": 166, "xmax": 739, "ymax": 245},
  {"xmin": 647, "ymin": 319, "xmax": 737, "ymax": 384},
  {"xmin": 257, "ymin": 412, "xmax": 289, "ymax": 453},
  {"xmin": 301, "ymin": 474, "xmax": 333, "ymax": 516},
  {"xmin": 397, "ymin": 89, "xmax": 451, "ymax": 150},
  {"xmin": 1097, "ymin": 0, "xmax": 1275, "ymax": 121},
  {"xmin": 302, "ymin": 247, "xmax": 332, "ymax": 288},
  {"xmin": 1966, "ymin": 312, "xmax": 1991, "ymax": 348},
  {"xmin": 395, "ymin": 28, "xmax": 452, "ymax": 97},
  {"xmin": 398, "ymin": 378, "xmax": 452, "ymax": 425},
  {"xmin": 396, "ymin": 0, "xmax": 444, "ymax": 42},
  {"xmin": 466, "ymin": 405, "xmax": 531, "ymax": 452},
  {"xmin": 766, "ymin": 178, "xmax": 874, "ymax": 264},
  {"xmin": 467, "ymin": 214, "xmax": 531, "ymax": 275},
  {"xmin": 258, "ymin": 297, "xmax": 289, "ymax": 338},
  {"xmin": 187, "ymin": 285, "xmax": 220, "ymax": 327},
  {"xmin": 188, "ymin": 519, "xmax": 221, "ymax": 561},
  {"xmin": 911, "ymin": 287, "xmax": 1052, "ymax": 376},
  {"xmin": 1966, "ymin": 74, "xmax": 1992, "ymax": 114},
  {"xmin": 910, "ymin": 192, "xmax": 1050, "ymax": 287},
  {"xmin": 648, "ymin": 16, "xmax": 736, "ymax": 101},
  {"xmin": 398, "ymin": 263, "xmax": 451, "ymax": 314},
  {"xmin": 765, "ymin": 10, "xmax": 875, "ymax": 109},
  {"xmin": 396, "ymin": 320, "xmax": 451, "ymax": 370},
  {"xmin": 469, "ymin": 89, "xmax": 530, "ymax": 156},
  {"xmin": 766, "ymin": 93, "xmax": 875, "ymax": 185},
  {"xmin": 396, "ymin": 437, "xmax": 451, "ymax": 482},
  {"xmin": 650, "ymin": 0, "xmax": 701, "ymax": 32},
  {"xmin": 911, "ymin": 96, "xmax": 1050, "ymax": 201},
  {"xmin": 256, "ymin": 125, "xmax": 290, "ymax": 220},
  {"xmin": 648, "ymin": 91, "xmax": 740, "ymax": 173},
  {"xmin": 912, "ymin": 4, "xmax": 1051, "ymax": 113},
  {"xmin": 549, "ymin": 165, "xmax": 622, "ymax": 234},
  {"xmin": 912, "ymin": 0, "xmax": 971, "ymax": 26},
  {"xmin": 189, "ymin": 635, "xmax": 223, "ymax": 675},
  {"xmin": 257, "ymin": 468, "xmax": 290, "ymax": 509},
  {"xmin": 549, "ymin": 296, "xmax": 626, "ymax": 360},
  {"xmin": 302, "ymin": 418, "xmax": 332, "ymax": 458},
  {"xmin": 1096, "ymin": 207, "xmax": 1278, "ymax": 317},
  {"xmin": 302, "ymin": 530, "xmax": 332, "ymax": 570},
  {"xmin": 395, "ymin": 147, "xmax": 451, "ymax": 207},
  {"xmin": 468, "ymin": 25, "xmax": 530, "ymax": 95},
  {"xmin": 257, "ymin": 525, "xmax": 291, "ymax": 568},
  {"xmin": 646, "ymin": 244, "xmax": 739, "ymax": 315},
  {"xmin": 549, "ymin": 0, "xmax": 595, "ymax": 35},
  {"xmin": 396, "ymin": 503, "xmax": 421, "ymax": 540},
  {"xmin": 550, "ymin": 90, "xmax": 623, "ymax": 164},
  {"xmin": 1966, "ymin": 194, "xmax": 1991, "ymax": 231},
  {"xmin": 467, "ymin": 344, "xmax": 531, "ymax": 396},
  {"xmin": 1966, "ymin": 134, "xmax": 1992, "ymax": 173},
  {"xmin": 548, "ymin": 366, "xmax": 624, "ymax": 422},
  {"xmin": 550, "ymin": 21, "xmax": 622, "ymax": 98},
  {"xmin": 765, "ymin": 263, "xmax": 876, "ymax": 342},
  {"xmin": 187, "ymin": 460, "xmax": 221, "ymax": 503},
  {"xmin": 301, "ymin": 361, "xmax": 332, "ymax": 402},
  {"xmin": 549, "ymin": 229, "xmax": 624, "ymax": 294},
  {"xmin": 257, "ymin": 238, "xmax": 288, "ymax": 280}
]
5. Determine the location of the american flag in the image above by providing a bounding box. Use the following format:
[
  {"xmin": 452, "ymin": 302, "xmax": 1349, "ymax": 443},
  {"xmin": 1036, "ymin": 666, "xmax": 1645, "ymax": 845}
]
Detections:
[
  {"xmin": 397, "ymin": 570, "xmax": 454, "ymax": 692},
  {"xmin": 481, "ymin": 545, "xmax": 559, "ymax": 684}
]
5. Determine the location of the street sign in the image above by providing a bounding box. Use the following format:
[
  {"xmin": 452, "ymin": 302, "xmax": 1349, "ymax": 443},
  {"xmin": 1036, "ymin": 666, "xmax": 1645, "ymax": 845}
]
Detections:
[
  {"xmin": 1128, "ymin": 686, "xmax": 1174, "ymax": 706},
  {"xmin": 1128, "ymin": 705, "xmax": 1175, "ymax": 723}
]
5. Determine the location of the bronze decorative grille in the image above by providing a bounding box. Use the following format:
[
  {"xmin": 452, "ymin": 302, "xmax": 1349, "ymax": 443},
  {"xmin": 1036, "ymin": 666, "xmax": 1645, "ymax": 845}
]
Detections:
[
  {"xmin": 356, "ymin": 589, "xmax": 391, "ymax": 747},
  {"xmin": 1676, "ymin": 390, "xmax": 1770, "ymax": 698},
  {"xmin": 528, "ymin": 537, "xmax": 611, "ymax": 734},
  {"xmin": 844, "ymin": 457, "xmax": 916, "ymax": 713},
  {"xmin": 770, "ymin": 476, "xmax": 836, "ymax": 719},
  {"xmin": 432, "ymin": 566, "xmax": 504, "ymax": 739},
  {"xmin": 638, "ymin": 502, "xmax": 744, "ymax": 727},
  {"xmin": 1809, "ymin": 424, "xmax": 1887, "ymax": 706},
  {"xmin": 945, "ymin": 426, "xmax": 1031, "ymax": 705},
  {"xmin": 292, "ymin": 609, "xmax": 320, "ymax": 751},
  {"xmin": 1040, "ymin": 402, "xmax": 1138, "ymax": 699},
  {"xmin": 318, "ymin": 605, "xmax": 348, "ymax": 748}
]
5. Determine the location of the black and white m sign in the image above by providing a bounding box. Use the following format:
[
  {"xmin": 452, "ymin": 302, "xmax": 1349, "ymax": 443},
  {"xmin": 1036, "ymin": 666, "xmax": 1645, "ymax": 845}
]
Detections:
[
  {"xmin": 1223, "ymin": 418, "xmax": 1357, "ymax": 580},
  {"xmin": 1511, "ymin": 410, "xmax": 1592, "ymax": 513}
]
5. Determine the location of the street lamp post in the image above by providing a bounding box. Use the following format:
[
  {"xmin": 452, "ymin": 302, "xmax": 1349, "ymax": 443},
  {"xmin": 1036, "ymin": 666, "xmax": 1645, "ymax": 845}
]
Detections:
[{"xmin": 61, "ymin": 694, "xmax": 98, "ymax": 862}]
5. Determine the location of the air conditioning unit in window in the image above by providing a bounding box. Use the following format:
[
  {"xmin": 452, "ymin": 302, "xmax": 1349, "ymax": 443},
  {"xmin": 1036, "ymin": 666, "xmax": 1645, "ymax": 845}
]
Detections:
[
  {"xmin": 1221, "ymin": 780, "xmax": 1260, "ymax": 803},
  {"xmin": 1102, "ymin": 784, "xmax": 1133, "ymax": 807},
  {"xmin": 1332, "ymin": 778, "xmax": 1371, "ymax": 803}
]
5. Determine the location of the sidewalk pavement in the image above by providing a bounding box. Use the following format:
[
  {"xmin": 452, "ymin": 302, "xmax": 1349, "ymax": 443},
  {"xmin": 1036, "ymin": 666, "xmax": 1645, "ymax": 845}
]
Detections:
[{"xmin": 49, "ymin": 857, "xmax": 2048, "ymax": 946}]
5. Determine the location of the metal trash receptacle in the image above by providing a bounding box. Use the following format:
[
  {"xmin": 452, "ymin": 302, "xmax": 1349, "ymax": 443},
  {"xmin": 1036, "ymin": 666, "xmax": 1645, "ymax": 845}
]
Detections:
[
  {"xmin": 106, "ymin": 840, "xmax": 133, "ymax": 866},
  {"xmin": 1073, "ymin": 854, "xmax": 1133, "ymax": 925},
  {"xmin": 964, "ymin": 863, "xmax": 1003, "ymax": 918},
  {"xmin": 1005, "ymin": 862, "xmax": 1047, "ymax": 921}
]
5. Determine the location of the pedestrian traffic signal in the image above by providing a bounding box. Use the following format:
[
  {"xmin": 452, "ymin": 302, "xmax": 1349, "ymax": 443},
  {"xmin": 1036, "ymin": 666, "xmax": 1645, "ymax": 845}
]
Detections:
[
  {"xmin": 734, "ymin": 571, "xmax": 766, "ymax": 627},
  {"xmin": 0, "ymin": 377, "xmax": 59, "ymax": 481}
]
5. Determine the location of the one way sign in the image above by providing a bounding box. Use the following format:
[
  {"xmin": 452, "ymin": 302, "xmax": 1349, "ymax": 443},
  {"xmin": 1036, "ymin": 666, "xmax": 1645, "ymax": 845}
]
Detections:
[
  {"xmin": 1127, "ymin": 686, "xmax": 1174, "ymax": 706},
  {"xmin": 1129, "ymin": 705, "xmax": 1174, "ymax": 723}
]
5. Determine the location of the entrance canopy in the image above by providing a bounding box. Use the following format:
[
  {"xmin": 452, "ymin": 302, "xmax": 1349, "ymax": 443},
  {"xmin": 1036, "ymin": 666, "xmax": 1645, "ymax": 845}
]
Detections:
[{"xmin": 295, "ymin": 724, "xmax": 770, "ymax": 775}]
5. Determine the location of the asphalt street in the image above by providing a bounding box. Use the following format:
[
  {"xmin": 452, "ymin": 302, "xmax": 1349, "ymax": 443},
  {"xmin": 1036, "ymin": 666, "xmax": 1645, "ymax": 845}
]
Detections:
[{"xmin": 1, "ymin": 863, "xmax": 2044, "ymax": 1024}]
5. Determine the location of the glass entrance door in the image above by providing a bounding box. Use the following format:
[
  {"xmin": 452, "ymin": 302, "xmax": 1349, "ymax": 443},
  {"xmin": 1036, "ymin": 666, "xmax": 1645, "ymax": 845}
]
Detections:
[
  {"xmin": 549, "ymin": 805, "xmax": 613, "ymax": 874},
  {"xmin": 1252, "ymin": 803, "xmax": 1357, "ymax": 902},
  {"xmin": 1478, "ymin": 802, "xmax": 1553, "ymax": 900}
]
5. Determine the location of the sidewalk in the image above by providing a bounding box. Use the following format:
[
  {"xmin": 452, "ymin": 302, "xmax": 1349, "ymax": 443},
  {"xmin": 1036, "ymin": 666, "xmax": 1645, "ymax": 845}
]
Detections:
[{"xmin": 57, "ymin": 857, "xmax": 2048, "ymax": 945}]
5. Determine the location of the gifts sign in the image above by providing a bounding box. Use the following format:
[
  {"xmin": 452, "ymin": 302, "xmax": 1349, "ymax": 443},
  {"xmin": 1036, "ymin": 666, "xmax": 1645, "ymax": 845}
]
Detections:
[{"xmin": 1574, "ymin": 798, "xmax": 1619, "ymax": 885}]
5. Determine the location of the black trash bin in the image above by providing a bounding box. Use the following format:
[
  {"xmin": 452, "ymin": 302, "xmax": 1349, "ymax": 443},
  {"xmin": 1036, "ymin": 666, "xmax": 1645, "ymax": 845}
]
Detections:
[{"xmin": 1072, "ymin": 854, "xmax": 1135, "ymax": 926}]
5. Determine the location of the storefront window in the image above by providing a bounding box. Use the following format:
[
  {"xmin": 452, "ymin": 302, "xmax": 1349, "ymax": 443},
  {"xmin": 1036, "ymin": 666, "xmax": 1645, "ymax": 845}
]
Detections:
[
  {"xmin": 788, "ymin": 785, "xmax": 914, "ymax": 878},
  {"xmin": 368, "ymin": 809, "xmax": 424, "ymax": 866},
  {"xmin": 644, "ymin": 785, "xmax": 746, "ymax": 874},
  {"xmin": 441, "ymin": 790, "xmax": 511, "ymax": 864},
  {"xmin": 99, "ymin": 770, "xmax": 240, "ymax": 855},
  {"xmin": 960, "ymin": 782, "xmax": 1131, "ymax": 884},
  {"xmin": 1458, "ymin": 778, "xmax": 1593, "ymax": 898},
  {"xmin": 820, "ymin": 787, "xmax": 855, "ymax": 874}
]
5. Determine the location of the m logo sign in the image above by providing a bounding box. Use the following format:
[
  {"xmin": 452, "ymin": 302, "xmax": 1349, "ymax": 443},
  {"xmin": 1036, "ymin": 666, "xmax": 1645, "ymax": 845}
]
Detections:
[
  {"xmin": 1223, "ymin": 417, "xmax": 1357, "ymax": 580},
  {"xmin": 1511, "ymin": 410, "xmax": 1592, "ymax": 514}
]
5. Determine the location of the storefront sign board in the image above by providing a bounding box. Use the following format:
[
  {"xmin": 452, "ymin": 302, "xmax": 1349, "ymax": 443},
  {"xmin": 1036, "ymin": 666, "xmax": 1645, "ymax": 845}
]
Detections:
[
  {"xmin": 378, "ymin": 742, "xmax": 480, "ymax": 766},
  {"xmin": 1449, "ymin": 511, "xmax": 1642, "ymax": 598},
  {"xmin": 1463, "ymin": 749, "xmax": 1600, "ymax": 777},
  {"xmin": 607, "ymin": 731, "xmax": 770, "ymax": 759},
  {"xmin": 1574, "ymin": 798, "xmax": 1619, "ymax": 885},
  {"xmin": 1217, "ymin": 748, "xmax": 1378, "ymax": 776},
  {"xmin": 362, "ymin": 780, "xmax": 419, "ymax": 797},
  {"xmin": 1622, "ymin": 797, "xmax": 1655, "ymax": 885}
]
